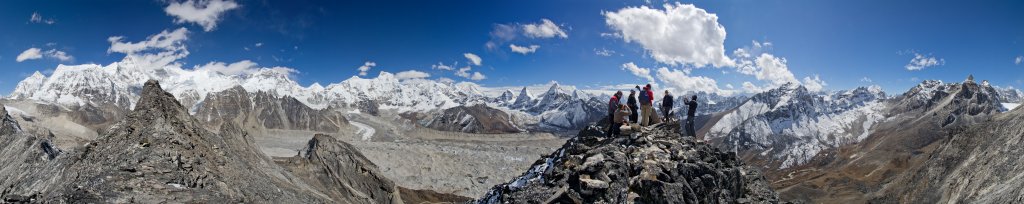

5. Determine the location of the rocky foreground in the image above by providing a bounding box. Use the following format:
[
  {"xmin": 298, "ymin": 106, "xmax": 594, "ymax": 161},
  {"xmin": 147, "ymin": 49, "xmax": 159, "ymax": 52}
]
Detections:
[
  {"xmin": 477, "ymin": 121, "xmax": 780, "ymax": 203},
  {"xmin": 0, "ymin": 80, "xmax": 425, "ymax": 203}
]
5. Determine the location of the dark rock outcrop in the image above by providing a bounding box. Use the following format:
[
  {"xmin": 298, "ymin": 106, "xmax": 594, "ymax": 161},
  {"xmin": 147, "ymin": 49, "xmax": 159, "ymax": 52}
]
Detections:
[
  {"xmin": 419, "ymin": 104, "xmax": 521, "ymax": 134},
  {"xmin": 276, "ymin": 133, "xmax": 402, "ymax": 204},
  {"xmin": 477, "ymin": 121, "xmax": 779, "ymax": 203}
]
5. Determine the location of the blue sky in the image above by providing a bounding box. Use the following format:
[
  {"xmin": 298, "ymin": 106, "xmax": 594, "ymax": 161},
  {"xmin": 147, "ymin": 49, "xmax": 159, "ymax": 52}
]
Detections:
[{"xmin": 1, "ymin": 0, "xmax": 1022, "ymax": 95}]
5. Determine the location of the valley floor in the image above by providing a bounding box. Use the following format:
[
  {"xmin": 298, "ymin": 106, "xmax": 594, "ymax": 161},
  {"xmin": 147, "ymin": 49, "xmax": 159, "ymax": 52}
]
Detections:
[{"xmin": 253, "ymin": 111, "xmax": 566, "ymax": 198}]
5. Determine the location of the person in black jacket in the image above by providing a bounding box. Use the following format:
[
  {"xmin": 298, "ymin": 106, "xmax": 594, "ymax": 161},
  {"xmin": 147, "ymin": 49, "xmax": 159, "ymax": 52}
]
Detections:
[
  {"xmin": 684, "ymin": 95, "xmax": 698, "ymax": 137},
  {"xmin": 627, "ymin": 89, "xmax": 639, "ymax": 123},
  {"xmin": 661, "ymin": 90, "xmax": 674, "ymax": 122}
]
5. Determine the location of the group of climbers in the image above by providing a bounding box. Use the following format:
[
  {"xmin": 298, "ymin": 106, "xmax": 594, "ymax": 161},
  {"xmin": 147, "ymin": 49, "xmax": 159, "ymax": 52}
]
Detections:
[{"xmin": 607, "ymin": 84, "xmax": 699, "ymax": 137}]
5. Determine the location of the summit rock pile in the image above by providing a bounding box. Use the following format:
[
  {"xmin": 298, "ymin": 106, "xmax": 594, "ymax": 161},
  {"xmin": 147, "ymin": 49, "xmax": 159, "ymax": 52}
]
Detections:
[{"xmin": 477, "ymin": 120, "xmax": 779, "ymax": 203}]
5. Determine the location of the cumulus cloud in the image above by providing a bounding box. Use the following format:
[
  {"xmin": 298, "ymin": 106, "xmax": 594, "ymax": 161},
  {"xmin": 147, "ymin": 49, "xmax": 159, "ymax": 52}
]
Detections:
[
  {"xmin": 752, "ymin": 53, "xmax": 799, "ymax": 86},
  {"xmin": 464, "ymin": 53, "xmax": 482, "ymax": 66},
  {"xmin": 164, "ymin": 0, "xmax": 240, "ymax": 32},
  {"xmin": 604, "ymin": 3, "xmax": 732, "ymax": 67},
  {"xmin": 509, "ymin": 44, "xmax": 540, "ymax": 54},
  {"xmin": 742, "ymin": 81, "xmax": 766, "ymax": 93},
  {"xmin": 16, "ymin": 47, "xmax": 73, "ymax": 62},
  {"xmin": 656, "ymin": 67, "xmax": 723, "ymax": 94},
  {"xmin": 860, "ymin": 77, "xmax": 873, "ymax": 83},
  {"xmin": 621, "ymin": 62, "xmax": 655, "ymax": 82},
  {"xmin": 730, "ymin": 41, "xmax": 827, "ymax": 92},
  {"xmin": 195, "ymin": 60, "xmax": 252, "ymax": 75},
  {"xmin": 522, "ymin": 19, "xmax": 568, "ymax": 39},
  {"xmin": 802, "ymin": 75, "xmax": 827, "ymax": 92},
  {"xmin": 486, "ymin": 19, "xmax": 568, "ymax": 50},
  {"xmin": 470, "ymin": 72, "xmax": 487, "ymax": 81},
  {"xmin": 357, "ymin": 61, "xmax": 376, "ymax": 76},
  {"xmin": 1015, "ymin": 56, "xmax": 1022, "ymax": 65},
  {"xmin": 395, "ymin": 70, "xmax": 431, "ymax": 80},
  {"xmin": 29, "ymin": 12, "xmax": 55, "ymax": 24},
  {"xmin": 905, "ymin": 52, "xmax": 944, "ymax": 70},
  {"xmin": 16, "ymin": 48, "xmax": 42, "ymax": 62}
]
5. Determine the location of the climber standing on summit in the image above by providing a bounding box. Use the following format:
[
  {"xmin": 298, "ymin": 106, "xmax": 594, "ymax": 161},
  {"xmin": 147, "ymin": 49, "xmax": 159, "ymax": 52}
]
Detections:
[
  {"xmin": 661, "ymin": 90, "xmax": 674, "ymax": 122},
  {"xmin": 684, "ymin": 95, "xmax": 698, "ymax": 137},
  {"xmin": 606, "ymin": 91, "xmax": 622, "ymax": 137},
  {"xmin": 639, "ymin": 84, "xmax": 656, "ymax": 127},
  {"xmin": 627, "ymin": 89, "xmax": 639, "ymax": 124}
]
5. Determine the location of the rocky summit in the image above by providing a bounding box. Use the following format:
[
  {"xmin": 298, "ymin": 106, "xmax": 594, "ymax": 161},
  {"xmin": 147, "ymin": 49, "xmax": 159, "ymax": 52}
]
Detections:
[
  {"xmin": 0, "ymin": 80, "xmax": 403, "ymax": 203},
  {"xmin": 477, "ymin": 120, "xmax": 780, "ymax": 203}
]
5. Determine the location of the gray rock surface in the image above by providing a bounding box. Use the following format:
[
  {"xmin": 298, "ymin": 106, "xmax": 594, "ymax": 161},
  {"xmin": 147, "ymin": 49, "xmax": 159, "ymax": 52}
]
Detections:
[
  {"xmin": 0, "ymin": 80, "xmax": 402, "ymax": 203},
  {"xmin": 193, "ymin": 86, "xmax": 349, "ymax": 133},
  {"xmin": 418, "ymin": 104, "xmax": 521, "ymax": 134},
  {"xmin": 477, "ymin": 120, "xmax": 779, "ymax": 203}
]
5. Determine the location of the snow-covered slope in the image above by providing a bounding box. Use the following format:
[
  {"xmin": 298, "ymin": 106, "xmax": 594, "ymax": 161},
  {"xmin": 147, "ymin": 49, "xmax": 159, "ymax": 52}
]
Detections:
[
  {"xmin": 705, "ymin": 83, "xmax": 888, "ymax": 169},
  {"xmin": 8, "ymin": 61, "xmax": 612, "ymax": 133}
]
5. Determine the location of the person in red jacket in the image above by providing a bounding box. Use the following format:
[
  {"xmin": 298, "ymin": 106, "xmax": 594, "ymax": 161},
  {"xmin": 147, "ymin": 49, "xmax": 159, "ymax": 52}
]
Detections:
[{"xmin": 606, "ymin": 91, "xmax": 622, "ymax": 136}]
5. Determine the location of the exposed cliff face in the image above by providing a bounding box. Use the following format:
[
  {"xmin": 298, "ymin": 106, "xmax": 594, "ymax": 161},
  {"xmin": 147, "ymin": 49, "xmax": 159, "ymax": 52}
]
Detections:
[
  {"xmin": 772, "ymin": 77, "xmax": 1006, "ymax": 203},
  {"xmin": 0, "ymin": 80, "xmax": 401, "ymax": 203},
  {"xmin": 419, "ymin": 104, "xmax": 521, "ymax": 134},
  {"xmin": 276, "ymin": 134, "xmax": 403, "ymax": 204},
  {"xmin": 878, "ymin": 103, "xmax": 1024, "ymax": 203},
  {"xmin": 477, "ymin": 121, "xmax": 779, "ymax": 203},
  {"xmin": 193, "ymin": 86, "xmax": 349, "ymax": 133}
]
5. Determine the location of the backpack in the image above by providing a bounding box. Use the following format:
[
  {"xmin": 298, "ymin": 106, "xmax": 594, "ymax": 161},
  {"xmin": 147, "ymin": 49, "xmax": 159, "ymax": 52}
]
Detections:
[{"xmin": 638, "ymin": 91, "xmax": 650, "ymax": 103}]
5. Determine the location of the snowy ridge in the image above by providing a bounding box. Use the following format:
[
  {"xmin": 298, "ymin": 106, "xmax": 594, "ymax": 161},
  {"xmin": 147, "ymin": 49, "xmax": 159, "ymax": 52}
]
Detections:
[
  {"xmin": 706, "ymin": 83, "xmax": 888, "ymax": 168},
  {"xmin": 8, "ymin": 61, "xmax": 611, "ymax": 132}
]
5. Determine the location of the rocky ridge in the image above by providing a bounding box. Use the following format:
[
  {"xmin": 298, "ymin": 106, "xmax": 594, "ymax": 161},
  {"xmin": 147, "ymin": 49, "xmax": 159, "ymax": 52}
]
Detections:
[
  {"xmin": 0, "ymin": 80, "xmax": 403, "ymax": 203},
  {"xmin": 477, "ymin": 120, "xmax": 779, "ymax": 203}
]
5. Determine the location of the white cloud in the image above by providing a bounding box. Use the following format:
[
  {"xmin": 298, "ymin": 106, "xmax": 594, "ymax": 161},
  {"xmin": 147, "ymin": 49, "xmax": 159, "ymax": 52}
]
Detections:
[
  {"xmin": 255, "ymin": 42, "xmax": 263, "ymax": 47},
  {"xmin": 455, "ymin": 66, "xmax": 472, "ymax": 78},
  {"xmin": 395, "ymin": 70, "xmax": 431, "ymax": 80},
  {"xmin": 860, "ymin": 77, "xmax": 873, "ymax": 83},
  {"xmin": 195, "ymin": 60, "xmax": 252, "ymax": 75},
  {"xmin": 753, "ymin": 53, "xmax": 799, "ymax": 86},
  {"xmin": 621, "ymin": 62, "xmax": 655, "ymax": 82},
  {"xmin": 108, "ymin": 28, "xmax": 189, "ymax": 54},
  {"xmin": 470, "ymin": 72, "xmax": 487, "ymax": 81},
  {"xmin": 604, "ymin": 3, "xmax": 732, "ymax": 67},
  {"xmin": 16, "ymin": 48, "xmax": 42, "ymax": 62},
  {"xmin": 594, "ymin": 48, "xmax": 616, "ymax": 57},
  {"xmin": 802, "ymin": 75, "xmax": 827, "ymax": 92},
  {"xmin": 16, "ymin": 47, "xmax": 72, "ymax": 62},
  {"xmin": 29, "ymin": 12, "xmax": 55, "ymax": 24},
  {"xmin": 725, "ymin": 84, "xmax": 734, "ymax": 89},
  {"xmin": 522, "ymin": 19, "xmax": 568, "ymax": 39},
  {"xmin": 742, "ymin": 81, "xmax": 766, "ymax": 93},
  {"xmin": 1015, "ymin": 56, "xmax": 1022, "ymax": 65},
  {"xmin": 432, "ymin": 62, "xmax": 455, "ymax": 70},
  {"xmin": 905, "ymin": 52, "xmax": 944, "ymax": 70},
  {"xmin": 43, "ymin": 49, "xmax": 73, "ymax": 62},
  {"xmin": 656, "ymin": 67, "xmax": 723, "ymax": 94},
  {"xmin": 357, "ymin": 61, "xmax": 376, "ymax": 76},
  {"xmin": 464, "ymin": 53, "xmax": 482, "ymax": 66},
  {"xmin": 164, "ymin": 0, "xmax": 240, "ymax": 32},
  {"xmin": 107, "ymin": 28, "xmax": 191, "ymax": 69},
  {"xmin": 509, "ymin": 44, "xmax": 540, "ymax": 54},
  {"xmin": 453, "ymin": 66, "xmax": 486, "ymax": 81}
]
